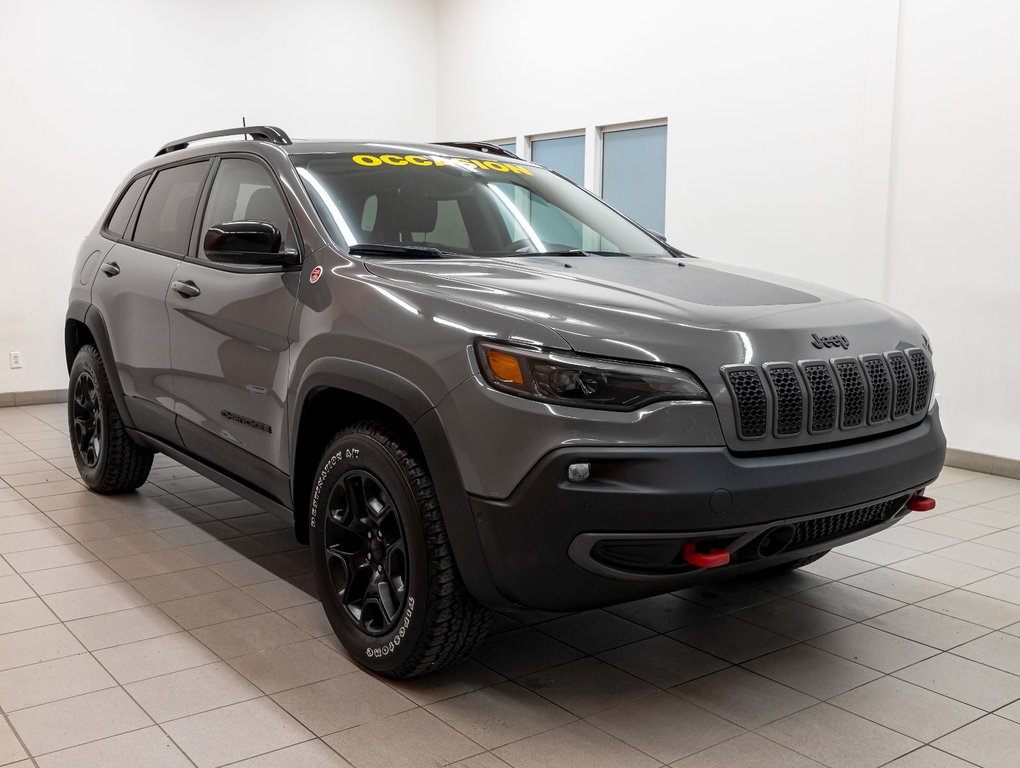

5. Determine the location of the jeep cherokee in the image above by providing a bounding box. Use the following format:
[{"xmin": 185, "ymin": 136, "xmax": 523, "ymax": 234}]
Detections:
[{"xmin": 65, "ymin": 126, "xmax": 946, "ymax": 677}]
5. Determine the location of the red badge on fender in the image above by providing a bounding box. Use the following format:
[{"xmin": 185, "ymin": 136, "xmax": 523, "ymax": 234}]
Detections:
[{"xmin": 309, "ymin": 266, "xmax": 323, "ymax": 284}]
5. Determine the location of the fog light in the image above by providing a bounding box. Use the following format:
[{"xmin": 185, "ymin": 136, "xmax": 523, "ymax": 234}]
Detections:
[{"xmin": 567, "ymin": 462, "xmax": 591, "ymax": 483}]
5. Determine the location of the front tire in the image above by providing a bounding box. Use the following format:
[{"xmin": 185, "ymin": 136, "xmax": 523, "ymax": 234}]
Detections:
[
  {"xmin": 68, "ymin": 345, "xmax": 153, "ymax": 493},
  {"xmin": 309, "ymin": 421, "xmax": 491, "ymax": 678}
]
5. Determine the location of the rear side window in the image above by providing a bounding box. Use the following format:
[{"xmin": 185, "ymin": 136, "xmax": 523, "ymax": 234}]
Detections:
[
  {"xmin": 132, "ymin": 161, "xmax": 209, "ymax": 255},
  {"xmin": 105, "ymin": 175, "xmax": 149, "ymax": 238}
]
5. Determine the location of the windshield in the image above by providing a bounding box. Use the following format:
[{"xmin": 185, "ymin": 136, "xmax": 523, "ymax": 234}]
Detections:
[{"xmin": 291, "ymin": 151, "xmax": 671, "ymax": 258}]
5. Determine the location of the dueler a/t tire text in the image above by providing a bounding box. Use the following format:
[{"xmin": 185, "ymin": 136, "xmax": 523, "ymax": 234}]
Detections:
[
  {"xmin": 309, "ymin": 421, "xmax": 491, "ymax": 678},
  {"xmin": 68, "ymin": 344, "xmax": 153, "ymax": 493}
]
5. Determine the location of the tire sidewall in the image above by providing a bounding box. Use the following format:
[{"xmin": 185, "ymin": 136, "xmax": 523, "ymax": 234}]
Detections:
[
  {"xmin": 68, "ymin": 348, "xmax": 110, "ymax": 488},
  {"xmin": 310, "ymin": 431, "xmax": 429, "ymax": 673}
]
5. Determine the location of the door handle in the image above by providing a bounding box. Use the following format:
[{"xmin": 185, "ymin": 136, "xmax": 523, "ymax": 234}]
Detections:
[
  {"xmin": 171, "ymin": 280, "xmax": 201, "ymax": 298},
  {"xmin": 101, "ymin": 261, "xmax": 120, "ymax": 277}
]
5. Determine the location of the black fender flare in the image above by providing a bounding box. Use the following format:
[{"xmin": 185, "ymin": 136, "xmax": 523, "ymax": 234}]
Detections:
[
  {"xmin": 65, "ymin": 301, "xmax": 135, "ymax": 431},
  {"xmin": 288, "ymin": 358, "xmax": 507, "ymax": 608}
]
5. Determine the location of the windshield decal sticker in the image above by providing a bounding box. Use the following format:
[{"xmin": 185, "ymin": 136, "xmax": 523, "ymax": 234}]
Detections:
[{"xmin": 351, "ymin": 154, "xmax": 532, "ymax": 175}]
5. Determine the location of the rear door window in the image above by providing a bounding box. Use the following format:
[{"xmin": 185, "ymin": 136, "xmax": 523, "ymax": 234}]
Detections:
[
  {"xmin": 105, "ymin": 175, "xmax": 149, "ymax": 238},
  {"xmin": 132, "ymin": 161, "xmax": 210, "ymax": 255}
]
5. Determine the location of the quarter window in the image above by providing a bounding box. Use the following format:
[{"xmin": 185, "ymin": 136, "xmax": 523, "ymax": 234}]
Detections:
[
  {"xmin": 132, "ymin": 162, "xmax": 210, "ymax": 255},
  {"xmin": 105, "ymin": 175, "xmax": 149, "ymax": 238}
]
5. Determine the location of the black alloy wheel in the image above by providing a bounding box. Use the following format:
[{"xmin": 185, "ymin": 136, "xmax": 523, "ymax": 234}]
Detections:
[
  {"xmin": 309, "ymin": 422, "xmax": 492, "ymax": 678},
  {"xmin": 67, "ymin": 344, "xmax": 153, "ymax": 493},
  {"xmin": 323, "ymin": 469, "xmax": 408, "ymax": 635},
  {"xmin": 71, "ymin": 371, "xmax": 103, "ymax": 468}
]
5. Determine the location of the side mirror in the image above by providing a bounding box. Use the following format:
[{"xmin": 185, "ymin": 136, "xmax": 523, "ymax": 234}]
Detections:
[{"xmin": 203, "ymin": 221, "xmax": 299, "ymax": 266}]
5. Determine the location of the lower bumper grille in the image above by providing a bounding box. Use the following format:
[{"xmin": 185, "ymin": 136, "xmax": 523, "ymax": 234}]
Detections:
[
  {"xmin": 587, "ymin": 495, "xmax": 910, "ymax": 576},
  {"xmin": 791, "ymin": 496, "xmax": 907, "ymax": 550}
]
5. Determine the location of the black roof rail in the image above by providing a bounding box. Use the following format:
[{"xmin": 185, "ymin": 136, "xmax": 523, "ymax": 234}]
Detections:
[
  {"xmin": 155, "ymin": 126, "xmax": 292, "ymax": 157},
  {"xmin": 436, "ymin": 141, "xmax": 522, "ymax": 160}
]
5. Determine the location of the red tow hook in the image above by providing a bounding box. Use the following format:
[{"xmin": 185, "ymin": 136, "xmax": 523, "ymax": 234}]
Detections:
[
  {"xmin": 682, "ymin": 542, "xmax": 731, "ymax": 568},
  {"xmin": 907, "ymin": 493, "xmax": 937, "ymax": 512}
]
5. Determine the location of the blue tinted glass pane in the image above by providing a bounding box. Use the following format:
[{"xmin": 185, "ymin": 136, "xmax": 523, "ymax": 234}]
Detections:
[
  {"xmin": 602, "ymin": 125, "xmax": 666, "ymax": 233},
  {"xmin": 531, "ymin": 135, "xmax": 585, "ymax": 186},
  {"xmin": 498, "ymin": 142, "xmax": 516, "ymax": 155}
]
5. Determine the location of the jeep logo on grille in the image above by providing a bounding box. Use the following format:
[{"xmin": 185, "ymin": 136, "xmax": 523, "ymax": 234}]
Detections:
[{"xmin": 811, "ymin": 333, "xmax": 850, "ymax": 350}]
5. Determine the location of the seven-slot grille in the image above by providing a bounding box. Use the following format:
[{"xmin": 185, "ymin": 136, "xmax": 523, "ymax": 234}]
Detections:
[{"xmin": 722, "ymin": 347, "xmax": 932, "ymax": 441}]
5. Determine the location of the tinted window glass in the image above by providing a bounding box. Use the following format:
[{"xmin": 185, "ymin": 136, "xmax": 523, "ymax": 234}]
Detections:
[
  {"xmin": 602, "ymin": 125, "xmax": 667, "ymax": 233},
  {"xmin": 199, "ymin": 159, "xmax": 293, "ymax": 260},
  {"xmin": 531, "ymin": 135, "xmax": 585, "ymax": 185},
  {"xmin": 106, "ymin": 175, "xmax": 149, "ymax": 238},
  {"xmin": 132, "ymin": 161, "xmax": 209, "ymax": 255}
]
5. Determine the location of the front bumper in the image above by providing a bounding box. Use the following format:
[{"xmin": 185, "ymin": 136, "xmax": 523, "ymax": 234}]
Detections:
[{"xmin": 467, "ymin": 413, "xmax": 946, "ymax": 611}]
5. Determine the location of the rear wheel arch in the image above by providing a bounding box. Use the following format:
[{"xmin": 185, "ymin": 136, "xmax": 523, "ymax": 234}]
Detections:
[{"xmin": 64, "ymin": 304, "xmax": 134, "ymax": 430}]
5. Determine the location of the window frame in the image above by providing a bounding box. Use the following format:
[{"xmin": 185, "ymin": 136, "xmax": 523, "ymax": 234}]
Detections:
[
  {"xmin": 595, "ymin": 117, "xmax": 667, "ymax": 198},
  {"xmin": 186, "ymin": 152, "xmax": 304, "ymax": 274},
  {"xmin": 526, "ymin": 129, "xmax": 586, "ymax": 188},
  {"xmin": 597, "ymin": 118, "xmax": 669, "ymax": 234}
]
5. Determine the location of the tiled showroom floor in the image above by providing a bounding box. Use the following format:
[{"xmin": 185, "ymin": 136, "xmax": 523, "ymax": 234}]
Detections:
[{"xmin": 2, "ymin": 404, "xmax": 1020, "ymax": 768}]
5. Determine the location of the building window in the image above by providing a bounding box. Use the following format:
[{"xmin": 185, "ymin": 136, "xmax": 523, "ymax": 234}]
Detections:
[
  {"xmin": 601, "ymin": 124, "xmax": 667, "ymax": 233},
  {"xmin": 495, "ymin": 140, "xmax": 516, "ymax": 156},
  {"xmin": 531, "ymin": 134, "xmax": 585, "ymax": 186}
]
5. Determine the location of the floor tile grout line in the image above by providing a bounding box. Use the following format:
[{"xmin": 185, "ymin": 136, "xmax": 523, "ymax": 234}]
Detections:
[
  {"xmin": 8, "ymin": 415, "xmax": 1020, "ymax": 766},
  {"xmin": 0, "ymin": 700, "xmax": 35, "ymax": 764}
]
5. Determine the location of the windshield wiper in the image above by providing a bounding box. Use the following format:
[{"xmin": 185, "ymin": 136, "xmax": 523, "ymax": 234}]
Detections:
[
  {"xmin": 509, "ymin": 249, "xmax": 631, "ymax": 258},
  {"xmin": 348, "ymin": 243, "xmax": 464, "ymax": 259}
]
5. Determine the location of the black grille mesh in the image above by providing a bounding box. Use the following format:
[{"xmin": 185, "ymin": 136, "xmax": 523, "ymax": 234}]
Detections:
[
  {"xmin": 863, "ymin": 356, "xmax": 892, "ymax": 423},
  {"xmin": 835, "ymin": 360, "xmax": 865, "ymax": 428},
  {"xmin": 766, "ymin": 366, "xmax": 804, "ymax": 436},
  {"xmin": 908, "ymin": 350, "xmax": 932, "ymax": 414},
  {"xmin": 802, "ymin": 363, "xmax": 837, "ymax": 433},
  {"xmin": 887, "ymin": 351, "xmax": 914, "ymax": 419},
  {"xmin": 791, "ymin": 498, "xmax": 902, "ymax": 549},
  {"xmin": 723, "ymin": 348, "xmax": 932, "ymax": 442},
  {"xmin": 724, "ymin": 369, "xmax": 767, "ymax": 438}
]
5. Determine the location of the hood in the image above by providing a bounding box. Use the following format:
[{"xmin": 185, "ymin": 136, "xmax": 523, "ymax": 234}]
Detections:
[{"xmin": 363, "ymin": 255, "xmax": 926, "ymax": 367}]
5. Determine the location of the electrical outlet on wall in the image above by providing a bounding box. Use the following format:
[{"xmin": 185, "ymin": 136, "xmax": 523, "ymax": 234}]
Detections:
[{"xmin": 9, "ymin": 351, "xmax": 22, "ymax": 369}]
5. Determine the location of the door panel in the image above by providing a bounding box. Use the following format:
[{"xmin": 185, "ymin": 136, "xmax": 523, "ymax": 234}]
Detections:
[
  {"xmin": 168, "ymin": 263, "xmax": 299, "ymax": 474},
  {"xmin": 90, "ymin": 242, "xmax": 179, "ymax": 442},
  {"xmin": 168, "ymin": 156, "xmax": 301, "ymax": 477}
]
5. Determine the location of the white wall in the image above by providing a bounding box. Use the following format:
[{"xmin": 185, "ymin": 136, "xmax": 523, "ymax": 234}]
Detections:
[
  {"xmin": 3, "ymin": 0, "xmax": 1018, "ymax": 462},
  {"xmin": 0, "ymin": 0, "xmax": 438, "ymax": 394},
  {"xmin": 436, "ymin": 0, "xmax": 1020, "ymax": 462},
  {"xmin": 887, "ymin": 0, "xmax": 1020, "ymax": 460},
  {"xmin": 437, "ymin": 0, "xmax": 898, "ymax": 300}
]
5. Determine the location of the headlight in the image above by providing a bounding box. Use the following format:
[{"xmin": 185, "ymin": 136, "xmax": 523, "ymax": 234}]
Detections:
[{"xmin": 475, "ymin": 340, "xmax": 708, "ymax": 410}]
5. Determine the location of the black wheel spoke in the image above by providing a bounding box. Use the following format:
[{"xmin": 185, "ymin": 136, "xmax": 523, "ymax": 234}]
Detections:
[
  {"xmin": 71, "ymin": 371, "xmax": 102, "ymax": 469},
  {"xmin": 375, "ymin": 575, "xmax": 398, "ymax": 624}
]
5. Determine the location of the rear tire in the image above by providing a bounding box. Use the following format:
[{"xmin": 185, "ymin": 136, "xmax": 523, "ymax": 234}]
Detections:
[
  {"xmin": 68, "ymin": 345, "xmax": 153, "ymax": 493},
  {"xmin": 309, "ymin": 421, "xmax": 491, "ymax": 678}
]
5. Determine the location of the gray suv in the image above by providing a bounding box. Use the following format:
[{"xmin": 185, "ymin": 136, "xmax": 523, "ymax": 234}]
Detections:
[{"xmin": 66, "ymin": 126, "xmax": 946, "ymax": 677}]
